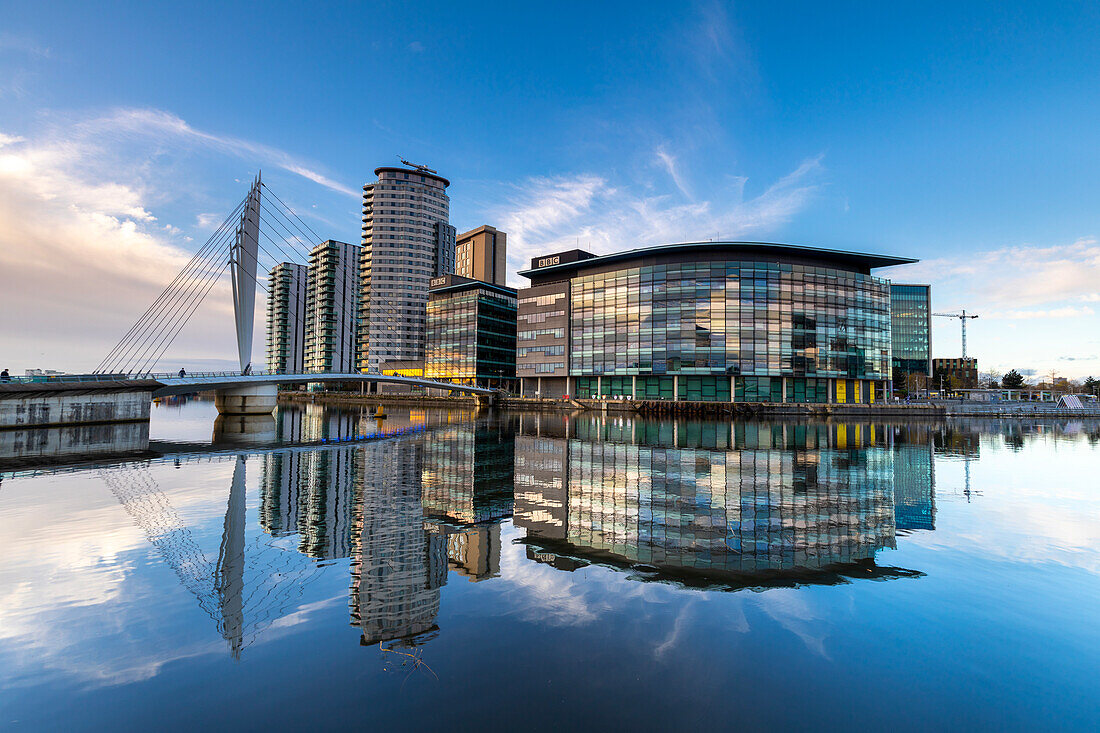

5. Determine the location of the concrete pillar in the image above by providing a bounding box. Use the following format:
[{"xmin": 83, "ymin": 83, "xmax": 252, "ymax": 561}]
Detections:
[
  {"xmin": 632, "ymin": 375, "xmax": 637, "ymax": 399},
  {"xmin": 519, "ymin": 377, "xmax": 524, "ymax": 396},
  {"xmin": 673, "ymin": 375, "xmax": 679, "ymax": 402},
  {"xmin": 537, "ymin": 376, "xmax": 542, "ymax": 398},
  {"xmin": 781, "ymin": 377, "xmax": 788, "ymax": 403},
  {"xmin": 597, "ymin": 375, "xmax": 602, "ymax": 399},
  {"xmin": 215, "ymin": 384, "xmax": 278, "ymax": 415}
]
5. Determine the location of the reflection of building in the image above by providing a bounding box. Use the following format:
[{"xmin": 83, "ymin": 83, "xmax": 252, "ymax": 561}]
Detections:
[
  {"xmin": 516, "ymin": 243, "xmax": 914, "ymax": 402},
  {"xmin": 358, "ymin": 165, "xmax": 456, "ymax": 373},
  {"xmin": 890, "ymin": 284, "xmax": 932, "ymax": 389},
  {"xmin": 425, "ymin": 274, "xmax": 517, "ymax": 389},
  {"xmin": 422, "ymin": 424, "xmax": 515, "ymax": 524},
  {"xmin": 259, "ymin": 443, "xmax": 360, "ymax": 559},
  {"xmin": 305, "ymin": 240, "xmax": 361, "ymax": 374},
  {"xmin": 299, "ymin": 447, "xmax": 358, "ymax": 559},
  {"xmin": 455, "ymin": 225, "xmax": 507, "ymax": 286},
  {"xmin": 892, "ymin": 427, "xmax": 936, "ymax": 531},
  {"xmin": 422, "ymin": 423, "xmax": 515, "ymax": 581},
  {"xmin": 266, "ymin": 262, "xmax": 308, "ymax": 373},
  {"xmin": 260, "ymin": 451, "xmax": 302, "ymax": 536},
  {"xmin": 514, "ymin": 416, "xmax": 915, "ymax": 588},
  {"xmin": 351, "ymin": 440, "xmax": 446, "ymax": 645}
]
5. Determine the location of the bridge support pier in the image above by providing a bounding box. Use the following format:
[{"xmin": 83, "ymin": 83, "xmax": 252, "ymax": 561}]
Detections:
[{"xmin": 214, "ymin": 385, "xmax": 278, "ymax": 416}]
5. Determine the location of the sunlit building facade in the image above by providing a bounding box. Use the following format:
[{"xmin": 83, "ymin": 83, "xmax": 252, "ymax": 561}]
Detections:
[
  {"xmin": 265, "ymin": 262, "xmax": 307, "ymax": 373},
  {"xmin": 304, "ymin": 240, "xmax": 360, "ymax": 374},
  {"xmin": 358, "ymin": 165, "xmax": 456, "ymax": 373},
  {"xmin": 425, "ymin": 274, "xmax": 517, "ymax": 389},
  {"xmin": 517, "ymin": 243, "xmax": 915, "ymax": 403},
  {"xmin": 890, "ymin": 283, "xmax": 932, "ymax": 390}
]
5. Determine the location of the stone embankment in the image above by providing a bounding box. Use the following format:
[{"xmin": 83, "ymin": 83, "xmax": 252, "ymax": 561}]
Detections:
[{"xmin": 280, "ymin": 390, "xmax": 1100, "ymax": 419}]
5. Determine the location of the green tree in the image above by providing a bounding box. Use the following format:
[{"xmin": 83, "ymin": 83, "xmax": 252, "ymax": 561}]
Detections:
[
  {"xmin": 1001, "ymin": 369, "xmax": 1025, "ymax": 389},
  {"xmin": 1083, "ymin": 375, "xmax": 1099, "ymax": 395}
]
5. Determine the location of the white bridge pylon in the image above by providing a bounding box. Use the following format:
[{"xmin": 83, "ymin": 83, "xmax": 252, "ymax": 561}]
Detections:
[{"xmin": 230, "ymin": 174, "xmax": 262, "ymax": 374}]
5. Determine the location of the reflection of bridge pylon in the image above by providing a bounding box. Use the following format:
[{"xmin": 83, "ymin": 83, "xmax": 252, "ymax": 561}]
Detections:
[{"xmin": 101, "ymin": 454, "xmax": 325, "ymax": 658}]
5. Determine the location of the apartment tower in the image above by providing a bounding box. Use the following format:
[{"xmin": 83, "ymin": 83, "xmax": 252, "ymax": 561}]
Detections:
[
  {"xmin": 455, "ymin": 225, "xmax": 507, "ymax": 286},
  {"xmin": 265, "ymin": 262, "xmax": 307, "ymax": 373},
  {"xmin": 358, "ymin": 164, "xmax": 456, "ymax": 373},
  {"xmin": 304, "ymin": 239, "xmax": 360, "ymax": 373}
]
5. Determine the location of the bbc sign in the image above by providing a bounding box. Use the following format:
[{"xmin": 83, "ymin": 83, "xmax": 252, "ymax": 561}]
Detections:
[{"xmin": 537, "ymin": 256, "xmax": 560, "ymax": 268}]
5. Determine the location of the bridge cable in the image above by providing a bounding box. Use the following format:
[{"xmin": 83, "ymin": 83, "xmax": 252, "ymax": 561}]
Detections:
[
  {"xmin": 123, "ymin": 211, "xmax": 247, "ymax": 374},
  {"xmin": 259, "ymin": 197, "xmax": 412, "ymax": 370},
  {"xmin": 96, "ymin": 197, "xmax": 247, "ymax": 373},
  {"xmin": 106, "ymin": 232, "xmax": 238, "ymax": 374},
  {"xmin": 131, "ymin": 259, "xmax": 232, "ymax": 375},
  {"xmin": 106, "ymin": 236, "xmax": 235, "ymax": 375},
  {"xmin": 101, "ymin": 202, "xmax": 244, "ymax": 373}
]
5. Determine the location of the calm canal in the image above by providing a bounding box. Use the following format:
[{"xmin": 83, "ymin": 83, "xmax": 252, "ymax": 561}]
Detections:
[{"xmin": 1, "ymin": 399, "xmax": 1098, "ymax": 730}]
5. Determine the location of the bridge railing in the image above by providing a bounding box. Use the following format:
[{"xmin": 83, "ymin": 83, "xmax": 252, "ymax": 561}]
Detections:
[{"xmin": 2, "ymin": 368, "xmax": 405, "ymax": 385}]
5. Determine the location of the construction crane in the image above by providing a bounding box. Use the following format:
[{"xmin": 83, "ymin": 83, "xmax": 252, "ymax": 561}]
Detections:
[{"xmin": 933, "ymin": 310, "xmax": 980, "ymax": 359}]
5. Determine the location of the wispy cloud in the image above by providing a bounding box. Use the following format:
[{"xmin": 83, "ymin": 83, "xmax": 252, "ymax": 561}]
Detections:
[
  {"xmin": 490, "ymin": 154, "xmax": 825, "ymax": 285},
  {"xmin": 890, "ymin": 237, "xmax": 1100, "ymax": 378},
  {"xmin": 80, "ymin": 108, "xmax": 358, "ymax": 198},
  {"xmin": 0, "ymin": 32, "xmax": 51, "ymax": 58},
  {"xmin": 0, "ymin": 108, "xmax": 351, "ymax": 372}
]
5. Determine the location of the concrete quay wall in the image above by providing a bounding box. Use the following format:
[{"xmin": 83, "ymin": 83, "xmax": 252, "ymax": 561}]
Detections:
[{"xmin": 0, "ymin": 382, "xmax": 157, "ymax": 428}]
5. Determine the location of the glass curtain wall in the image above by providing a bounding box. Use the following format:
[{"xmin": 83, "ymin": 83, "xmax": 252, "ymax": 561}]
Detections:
[{"xmin": 569, "ymin": 261, "xmax": 891, "ymax": 402}]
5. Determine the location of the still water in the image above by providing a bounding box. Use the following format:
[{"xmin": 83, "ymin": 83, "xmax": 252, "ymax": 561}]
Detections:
[{"xmin": 1, "ymin": 400, "xmax": 1098, "ymax": 731}]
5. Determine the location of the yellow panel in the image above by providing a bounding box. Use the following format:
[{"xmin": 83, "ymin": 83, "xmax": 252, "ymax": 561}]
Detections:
[
  {"xmin": 869, "ymin": 381, "xmax": 876, "ymax": 403},
  {"xmin": 836, "ymin": 423, "xmax": 847, "ymax": 449},
  {"xmin": 854, "ymin": 381, "xmax": 862, "ymax": 404},
  {"xmin": 835, "ymin": 379, "xmax": 846, "ymax": 404}
]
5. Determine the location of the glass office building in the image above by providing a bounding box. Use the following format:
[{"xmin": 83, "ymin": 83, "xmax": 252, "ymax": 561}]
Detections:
[
  {"xmin": 890, "ymin": 284, "xmax": 932, "ymax": 389},
  {"xmin": 425, "ymin": 274, "xmax": 518, "ymax": 390},
  {"xmin": 516, "ymin": 243, "xmax": 916, "ymax": 403}
]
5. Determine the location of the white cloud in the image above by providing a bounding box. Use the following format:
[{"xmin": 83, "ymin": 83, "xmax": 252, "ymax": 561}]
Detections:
[
  {"xmin": 81, "ymin": 108, "xmax": 357, "ymax": 198},
  {"xmin": 986, "ymin": 306, "xmax": 1096, "ymax": 320},
  {"xmin": 0, "ymin": 108, "xmax": 348, "ymax": 373},
  {"xmin": 889, "ymin": 237, "xmax": 1100, "ymax": 378},
  {"xmin": 491, "ymin": 154, "xmax": 825, "ymax": 286}
]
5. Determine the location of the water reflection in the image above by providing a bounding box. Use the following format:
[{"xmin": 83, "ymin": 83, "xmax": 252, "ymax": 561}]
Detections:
[
  {"xmin": 89, "ymin": 413, "xmax": 957, "ymax": 656},
  {"xmin": 514, "ymin": 415, "xmax": 929, "ymax": 589}
]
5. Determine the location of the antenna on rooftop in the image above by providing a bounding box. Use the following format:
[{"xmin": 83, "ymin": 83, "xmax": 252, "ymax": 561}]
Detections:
[{"xmin": 397, "ymin": 156, "xmax": 438, "ymax": 175}]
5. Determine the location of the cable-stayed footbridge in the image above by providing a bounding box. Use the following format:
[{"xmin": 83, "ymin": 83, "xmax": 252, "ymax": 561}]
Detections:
[{"xmin": 0, "ymin": 176, "xmax": 495, "ymax": 429}]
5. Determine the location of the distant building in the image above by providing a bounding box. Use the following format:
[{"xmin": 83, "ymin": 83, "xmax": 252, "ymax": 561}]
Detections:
[
  {"xmin": 425, "ymin": 274, "xmax": 517, "ymax": 390},
  {"xmin": 455, "ymin": 225, "xmax": 507, "ymax": 286},
  {"xmin": 933, "ymin": 357, "xmax": 978, "ymax": 389},
  {"xmin": 358, "ymin": 165, "xmax": 456, "ymax": 373},
  {"xmin": 889, "ymin": 284, "xmax": 932, "ymax": 390},
  {"xmin": 265, "ymin": 262, "xmax": 308, "ymax": 373},
  {"xmin": 304, "ymin": 240, "xmax": 360, "ymax": 373}
]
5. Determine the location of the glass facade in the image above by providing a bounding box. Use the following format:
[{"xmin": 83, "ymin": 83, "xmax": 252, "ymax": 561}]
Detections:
[
  {"xmin": 890, "ymin": 284, "xmax": 932, "ymax": 384},
  {"xmin": 568, "ymin": 259, "xmax": 891, "ymax": 402},
  {"xmin": 425, "ymin": 280, "xmax": 517, "ymax": 389}
]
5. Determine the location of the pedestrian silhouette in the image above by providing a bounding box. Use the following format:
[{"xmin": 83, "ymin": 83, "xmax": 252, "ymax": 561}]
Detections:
[{"xmin": 178, "ymin": 368, "xmax": 186, "ymax": 378}]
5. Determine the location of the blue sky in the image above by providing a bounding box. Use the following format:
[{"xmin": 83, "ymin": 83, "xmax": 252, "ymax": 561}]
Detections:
[{"xmin": 1, "ymin": 1, "xmax": 1098, "ymax": 378}]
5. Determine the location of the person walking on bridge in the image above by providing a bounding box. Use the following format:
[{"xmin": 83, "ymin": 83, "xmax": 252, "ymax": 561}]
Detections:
[
  {"xmin": 0, "ymin": 369, "xmax": 9, "ymax": 382},
  {"xmin": 178, "ymin": 368, "xmax": 186, "ymax": 378}
]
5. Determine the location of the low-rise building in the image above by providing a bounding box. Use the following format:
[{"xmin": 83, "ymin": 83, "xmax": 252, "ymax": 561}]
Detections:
[{"xmin": 933, "ymin": 357, "xmax": 978, "ymax": 389}]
